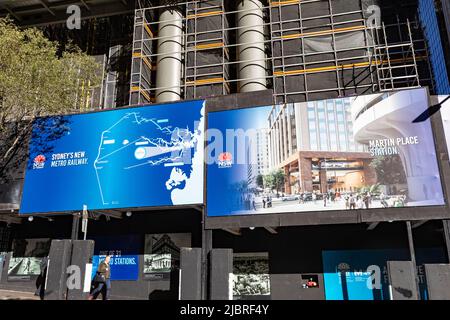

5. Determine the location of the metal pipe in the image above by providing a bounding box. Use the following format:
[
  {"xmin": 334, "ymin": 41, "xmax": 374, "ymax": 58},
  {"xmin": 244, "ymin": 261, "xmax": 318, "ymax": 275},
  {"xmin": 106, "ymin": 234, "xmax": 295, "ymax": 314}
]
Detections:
[
  {"xmin": 155, "ymin": 9, "xmax": 183, "ymax": 103},
  {"xmin": 237, "ymin": 0, "xmax": 267, "ymax": 92}
]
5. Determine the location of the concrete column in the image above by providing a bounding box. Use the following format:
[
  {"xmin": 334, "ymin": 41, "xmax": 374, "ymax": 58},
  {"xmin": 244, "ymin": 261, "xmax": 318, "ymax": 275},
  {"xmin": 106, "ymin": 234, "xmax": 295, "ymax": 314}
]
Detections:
[
  {"xmin": 210, "ymin": 249, "xmax": 233, "ymax": 300},
  {"xmin": 387, "ymin": 260, "xmax": 419, "ymax": 300},
  {"xmin": 155, "ymin": 9, "xmax": 183, "ymax": 103},
  {"xmin": 298, "ymin": 157, "xmax": 313, "ymax": 192},
  {"xmin": 237, "ymin": 0, "xmax": 267, "ymax": 92},
  {"xmin": 46, "ymin": 240, "xmax": 73, "ymax": 300},
  {"xmin": 180, "ymin": 248, "xmax": 202, "ymax": 300},
  {"xmin": 424, "ymin": 264, "xmax": 450, "ymax": 300},
  {"xmin": 284, "ymin": 165, "xmax": 291, "ymax": 195},
  {"xmin": 67, "ymin": 240, "xmax": 95, "ymax": 300},
  {"xmin": 319, "ymin": 169, "xmax": 327, "ymax": 193}
]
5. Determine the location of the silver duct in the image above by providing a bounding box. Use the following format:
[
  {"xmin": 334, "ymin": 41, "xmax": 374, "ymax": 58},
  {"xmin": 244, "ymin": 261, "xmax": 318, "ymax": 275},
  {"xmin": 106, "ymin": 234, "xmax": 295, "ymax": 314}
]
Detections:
[
  {"xmin": 155, "ymin": 9, "xmax": 183, "ymax": 103},
  {"xmin": 237, "ymin": 0, "xmax": 267, "ymax": 92}
]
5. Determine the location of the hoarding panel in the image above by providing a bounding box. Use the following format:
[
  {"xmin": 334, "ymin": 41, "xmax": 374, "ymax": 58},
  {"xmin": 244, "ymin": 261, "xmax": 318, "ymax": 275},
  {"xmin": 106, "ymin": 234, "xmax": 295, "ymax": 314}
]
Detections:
[
  {"xmin": 206, "ymin": 88, "xmax": 445, "ymax": 217},
  {"xmin": 322, "ymin": 248, "xmax": 446, "ymax": 300},
  {"xmin": 90, "ymin": 235, "xmax": 140, "ymax": 281},
  {"xmin": 20, "ymin": 100, "xmax": 205, "ymax": 214}
]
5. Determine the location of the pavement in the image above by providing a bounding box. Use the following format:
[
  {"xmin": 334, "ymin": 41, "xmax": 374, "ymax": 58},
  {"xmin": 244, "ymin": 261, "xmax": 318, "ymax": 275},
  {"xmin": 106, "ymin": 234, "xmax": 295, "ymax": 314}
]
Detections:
[{"xmin": 0, "ymin": 289, "xmax": 40, "ymax": 300}]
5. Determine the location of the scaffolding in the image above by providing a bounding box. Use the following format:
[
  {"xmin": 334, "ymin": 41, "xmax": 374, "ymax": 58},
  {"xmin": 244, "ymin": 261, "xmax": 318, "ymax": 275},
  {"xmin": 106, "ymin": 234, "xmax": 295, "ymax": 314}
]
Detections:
[{"xmin": 129, "ymin": 0, "xmax": 433, "ymax": 106}]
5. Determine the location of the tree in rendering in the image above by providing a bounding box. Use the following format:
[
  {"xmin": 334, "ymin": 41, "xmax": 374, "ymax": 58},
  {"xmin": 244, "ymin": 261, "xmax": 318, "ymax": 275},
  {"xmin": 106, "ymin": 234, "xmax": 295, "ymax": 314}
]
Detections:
[
  {"xmin": 0, "ymin": 18, "xmax": 101, "ymax": 184},
  {"xmin": 263, "ymin": 170, "xmax": 286, "ymax": 196}
]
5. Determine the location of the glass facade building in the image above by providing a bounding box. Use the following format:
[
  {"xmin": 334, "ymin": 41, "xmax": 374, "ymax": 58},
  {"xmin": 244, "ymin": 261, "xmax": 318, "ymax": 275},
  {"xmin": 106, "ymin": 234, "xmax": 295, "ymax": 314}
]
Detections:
[{"xmin": 419, "ymin": 0, "xmax": 450, "ymax": 94}]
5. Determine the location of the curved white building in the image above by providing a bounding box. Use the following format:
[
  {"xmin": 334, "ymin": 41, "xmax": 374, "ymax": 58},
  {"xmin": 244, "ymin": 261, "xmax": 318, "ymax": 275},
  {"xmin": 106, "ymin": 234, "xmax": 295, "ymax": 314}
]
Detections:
[{"xmin": 351, "ymin": 88, "xmax": 444, "ymax": 206}]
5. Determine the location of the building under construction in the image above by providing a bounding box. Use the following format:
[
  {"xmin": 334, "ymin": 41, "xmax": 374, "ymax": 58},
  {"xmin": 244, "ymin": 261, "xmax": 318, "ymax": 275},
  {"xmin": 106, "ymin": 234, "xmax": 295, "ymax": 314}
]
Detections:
[
  {"xmin": 128, "ymin": 0, "xmax": 434, "ymax": 105},
  {"xmin": 0, "ymin": 0, "xmax": 450, "ymax": 301}
]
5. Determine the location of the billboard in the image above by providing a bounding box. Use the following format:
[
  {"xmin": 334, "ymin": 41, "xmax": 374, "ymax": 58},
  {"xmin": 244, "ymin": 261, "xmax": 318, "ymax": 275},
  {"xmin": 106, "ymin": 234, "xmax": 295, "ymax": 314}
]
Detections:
[
  {"xmin": 20, "ymin": 100, "xmax": 205, "ymax": 214},
  {"xmin": 206, "ymin": 88, "xmax": 445, "ymax": 217}
]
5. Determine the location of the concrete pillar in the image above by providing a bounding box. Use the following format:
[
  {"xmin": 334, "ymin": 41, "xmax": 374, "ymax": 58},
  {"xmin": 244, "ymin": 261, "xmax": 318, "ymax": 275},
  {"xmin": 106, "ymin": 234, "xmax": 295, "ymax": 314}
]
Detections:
[
  {"xmin": 424, "ymin": 264, "xmax": 450, "ymax": 300},
  {"xmin": 155, "ymin": 9, "xmax": 183, "ymax": 103},
  {"xmin": 210, "ymin": 249, "xmax": 233, "ymax": 300},
  {"xmin": 319, "ymin": 169, "xmax": 328, "ymax": 193},
  {"xmin": 387, "ymin": 260, "xmax": 419, "ymax": 300},
  {"xmin": 237, "ymin": 0, "xmax": 267, "ymax": 92},
  {"xmin": 180, "ymin": 248, "xmax": 202, "ymax": 300},
  {"xmin": 67, "ymin": 240, "xmax": 95, "ymax": 300},
  {"xmin": 46, "ymin": 240, "xmax": 73, "ymax": 300},
  {"xmin": 284, "ymin": 165, "xmax": 291, "ymax": 195},
  {"xmin": 298, "ymin": 157, "xmax": 313, "ymax": 192}
]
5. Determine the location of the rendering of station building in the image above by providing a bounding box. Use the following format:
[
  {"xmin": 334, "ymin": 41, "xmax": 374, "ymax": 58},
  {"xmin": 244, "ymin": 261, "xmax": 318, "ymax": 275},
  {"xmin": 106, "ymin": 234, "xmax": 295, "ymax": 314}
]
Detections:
[{"xmin": 0, "ymin": 0, "xmax": 450, "ymax": 300}]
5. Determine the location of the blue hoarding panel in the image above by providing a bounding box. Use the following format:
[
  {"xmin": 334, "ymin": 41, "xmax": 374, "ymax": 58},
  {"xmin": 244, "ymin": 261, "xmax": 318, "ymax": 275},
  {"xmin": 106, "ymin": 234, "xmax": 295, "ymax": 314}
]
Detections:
[
  {"xmin": 91, "ymin": 235, "xmax": 141, "ymax": 281},
  {"xmin": 322, "ymin": 248, "xmax": 446, "ymax": 300},
  {"xmin": 20, "ymin": 100, "xmax": 205, "ymax": 214}
]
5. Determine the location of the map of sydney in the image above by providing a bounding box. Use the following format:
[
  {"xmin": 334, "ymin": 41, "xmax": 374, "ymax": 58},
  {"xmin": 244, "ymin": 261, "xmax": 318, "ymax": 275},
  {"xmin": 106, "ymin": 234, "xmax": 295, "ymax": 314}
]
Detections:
[{"xmin": 94, "ymin": 105, "xmax": 205, "ymax": 207}]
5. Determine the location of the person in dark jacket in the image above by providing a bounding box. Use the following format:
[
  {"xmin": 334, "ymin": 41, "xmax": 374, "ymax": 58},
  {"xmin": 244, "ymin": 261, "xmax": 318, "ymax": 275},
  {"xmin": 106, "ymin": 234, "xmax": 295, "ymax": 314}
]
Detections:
[{"xmin": 89, "ymin": 255, "xmax": 111, "ymax": 300}]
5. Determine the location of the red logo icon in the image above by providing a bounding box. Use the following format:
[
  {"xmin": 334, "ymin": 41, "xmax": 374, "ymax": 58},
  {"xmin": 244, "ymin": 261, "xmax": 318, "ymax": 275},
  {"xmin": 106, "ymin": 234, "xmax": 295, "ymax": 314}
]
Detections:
[
  {"xmin": 218, "ymin": 152, "xmax": 233, "ymax": 168},
  {"xmin": 33, "ymin": 154, "xmax": 46, "ymax": 169}
]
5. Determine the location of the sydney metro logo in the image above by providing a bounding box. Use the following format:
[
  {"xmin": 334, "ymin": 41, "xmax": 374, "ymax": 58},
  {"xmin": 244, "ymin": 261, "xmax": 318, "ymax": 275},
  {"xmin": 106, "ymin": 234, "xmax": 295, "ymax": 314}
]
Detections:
[
  {"xmin": 33, "ymin": 154, "xmax": 46, "ymax": 169},
  {"xmin": 218, "ymin": 152, "xmax": 233, "ymax": 168}
]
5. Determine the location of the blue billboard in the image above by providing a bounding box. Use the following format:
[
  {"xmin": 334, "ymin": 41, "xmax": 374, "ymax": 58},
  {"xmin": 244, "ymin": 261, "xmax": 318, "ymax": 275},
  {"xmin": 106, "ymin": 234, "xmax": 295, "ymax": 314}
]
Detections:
[{"xmin": 20, "ymin": 100, "xmax": 205, "ymax": 214}]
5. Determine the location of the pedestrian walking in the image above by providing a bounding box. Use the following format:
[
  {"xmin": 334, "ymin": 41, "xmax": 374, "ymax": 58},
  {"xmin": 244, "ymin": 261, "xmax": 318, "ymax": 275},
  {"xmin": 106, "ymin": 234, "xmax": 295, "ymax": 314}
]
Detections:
[{"xmin": 89, "ymin": 255, "xmax": 112, "ymax": 300}]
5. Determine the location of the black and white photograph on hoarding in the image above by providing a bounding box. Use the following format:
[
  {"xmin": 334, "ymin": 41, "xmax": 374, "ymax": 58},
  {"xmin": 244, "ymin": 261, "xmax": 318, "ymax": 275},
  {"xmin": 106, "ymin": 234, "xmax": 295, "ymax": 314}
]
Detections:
[
  {"xmin": 143, "ymin": 233, "xmax": 191, "ymax": 280},
  {"xmin": 7, "ymin": 238, "xmax": 51, "ymax": 280},
  {"xmin": 232, "ymin": 253, "xmax": 271, "ymax": 300}
]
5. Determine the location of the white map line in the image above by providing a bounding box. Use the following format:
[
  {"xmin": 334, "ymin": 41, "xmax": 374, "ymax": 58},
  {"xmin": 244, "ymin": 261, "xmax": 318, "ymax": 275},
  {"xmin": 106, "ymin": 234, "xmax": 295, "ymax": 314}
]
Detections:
[
  {"xmin": 93, "ymin": 110, "xmax": 199, "ymax": 205},
  {"xmin": 96, "ymin": 137, "xmax": 143, "ymax": 162}
]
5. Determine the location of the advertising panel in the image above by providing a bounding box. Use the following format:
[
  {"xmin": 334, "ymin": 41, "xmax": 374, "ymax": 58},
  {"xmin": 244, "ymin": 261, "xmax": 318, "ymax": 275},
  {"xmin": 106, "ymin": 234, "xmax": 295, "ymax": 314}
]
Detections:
[
  {"xmin": 322, "ymin": 248, "xmax": 446, "ymax": 300},
  {"xmin": 90, "ymin": 235, "xmax": 141, "ymax": 281},
  {"xmin": 206, "ymin": 88, "xmax": 445, "ymax": 216},
  {"xmin": 20, "ymin": 100, "xmax": 205, "ymax": 214}
]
